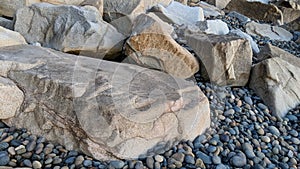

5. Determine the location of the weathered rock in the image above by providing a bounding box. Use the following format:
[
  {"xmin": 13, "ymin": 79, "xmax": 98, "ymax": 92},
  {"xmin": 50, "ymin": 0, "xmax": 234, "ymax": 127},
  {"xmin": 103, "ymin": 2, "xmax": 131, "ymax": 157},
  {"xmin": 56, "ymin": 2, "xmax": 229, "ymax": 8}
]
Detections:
[
  {"xmin": 196, "ymin": 19, "xmax": 229, "ymax": 35},
  {"xmin": 0, "ymin": 26, "xmax": 27, "ymax": 47},
  {"xmin": 125, "ymin": 13, "xmax": 199, "ymax": 79},
  {"xmin": 186, "ymin": 33, "xmax": 252, "ymax": 86},
  {"xmin": 206, "ymin": 0, "xmax": 232, "ymax": 9},
  {"xmin": 41, "ymin": 0, "xmax": 103, "ymax": 14},
  {"xmin": 280, "ymin": 7, "xmax": 300, "ymax": 24},
  {"xmin": 246, "ymin": 0, "xmax": 271, "ymax": 4},
  {"xmin": 284, "ymin": 17, "xmax": 300, "ymax": 31},
  {"xmin": 14, "ymin": 3, "xmax": 125, "ymax": 59},
  {"xmin": 193, "ymin": 1, "xmax": 225, "ymax": 17},
  {"xmin": 275, "ymin": 0, "xmax": 300, "ymax": 10},
  {"xmin": 245, "ymin": 21, "xmax": 293, "ymax": 41},
  {"xmin": 0, "ymin": 44, "xmax": 210, "ymax": 160},
  {"xmin": 0, "ymin": 17, "xmax": 13, "ymax": 30},
  {"xmin": 230, "ymin": 29, "xmax": 260, "ymax": 54},
  {"xmin": 149, "ymin": 1, "xmax": 204, "ymax": 25},
  {"xmin": 249, "ymin": 57, "xmax": 300, "ymax": 117},
  {"xmin": 0, "ymin": 77, "xmax": 24, "ymax": 119},
  {"xmin": 225, "ymin": 0, "xmax": 283, "ymax": 25},
  {"xmin": 0, "ymin": 0, "xmax": 39, "ymax": 18},
  {"xmin": 257, "ymin": 43, "xmax": 300, "ymax": 66}
]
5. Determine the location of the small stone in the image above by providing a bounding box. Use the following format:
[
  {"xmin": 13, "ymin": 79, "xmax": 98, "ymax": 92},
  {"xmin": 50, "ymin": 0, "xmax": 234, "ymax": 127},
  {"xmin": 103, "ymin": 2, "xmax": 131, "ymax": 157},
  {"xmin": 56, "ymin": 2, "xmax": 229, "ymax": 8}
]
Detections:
[
  {"xmin": 216, "ymin": 164, "xmax": 228, "ymax": 169},
  {"xmin": 110, "ymin": 160, "xmax": 125, "ymax": 169},
  {"xmin": 212, "ymin": 156, "xmax": 221, "ymax": 164},
  {"xmin": 146, "ymin": 157, "xmax": 154, "ymax": 169},
  {"xmin": 291, "ymin": 138, "xmax": 300, "ymax": 144},
  {"xmin": 261, "ymin": 136, "xmax": 271, "ymax": 143},
  {"xmin": 195, "ymin": 158, "xmax": 206, "ymax": 168},
  {"xmin": 242, "ymin": 143, "xmax": 255, "ymax": 159},
  {"xmin": 257, "ymin": 103, "xmax": 268, "ymax": 110},
  {"xmin": 184, "ymin": 155, "xmax": 195, "ymax": 164},
  {"xmin": 83, "ymin": 160, "xmax": 93, "ymax": 167},
  {"xmin": 75, "ymin": 155, "xmax": 84, "ymax": 166},
  {"xmin": 257, "ymin": 128, "xmax": 265, "ymax": 135},
  {"xmin": 196, "ymin": 151, "xmax": 212, "ymax": 164},
  {"xmin": 7, "ymin": 147, "xmax": 15, "ymax": 155},
  {"xmin": 154, "ymin": 155, "xmax": 164, "ymax": 163},
  {"xmin": 0, "ymin": 151, "xmax": 9, "ymax": 166},
  {"xmin": 224, "ymin": 109, "xmax": 235, "ymax": 116},
  {"xmin": 33, "ymin": 160, "xmax": 42, "ymax": 169},
  {"xmin": 26, "ymin": 140, "xmax": 37, "ymax": 152},
  {"xmin": 171, "ymin": 152, "xmax": 185, "ymax": 162},
  {"xmin": 268, "ymin": 126, "xmax": 280, "ymax": 136},
  {"xmin": 231, "ymin": 152, "xmax": 247, "ymax": 167},
  {"xmin": 244, "ymin": 96, "xmax": 253, "ymax": 105},
  {"xmin": 154, "ymin": 162, "xmax": 160, "ymax": 169},
  {"xmin": 23, "ymin": 159, "xmax": 32, "ymax": 167},
  {"xmin": 0, "ymin": 142, "xmax": 9, "ymax": 151},
  {"xmin": 220, "ymin": 134, "xmax": 230, "ymax": 142},
  {"xmin": 65, "ymin": 157, "xmax": 76, "ymax": 164}
]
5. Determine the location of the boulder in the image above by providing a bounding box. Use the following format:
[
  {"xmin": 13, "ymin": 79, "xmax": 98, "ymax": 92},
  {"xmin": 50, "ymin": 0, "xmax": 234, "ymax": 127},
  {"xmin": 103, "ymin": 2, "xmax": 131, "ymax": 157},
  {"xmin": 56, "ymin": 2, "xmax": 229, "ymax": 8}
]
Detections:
[
  {"xmin": 14, "ymin": 3, "xmax": 125, "ymax": 60},
  {"xmin": 125, "ymin": 13, "xmax": 199, "ymax": 79},
  {"xmin": 249, "ymin": 57, "xmax": 300, "ymax": 117},
  {"xmin": 0, "ymin": 77, "xmax": 24, "ymax": 119},
  {"xmin": 0, "ymin": 26, "xmax": 27, "ymax": 47},
  {"xmin": 0, "ymin": 0, "xmax": 27, "ymax": 18},
  {"xmin": 192, "ymin": 1, "xmax": 225, "ymax": 17},
  {"xmin": 149, "ymin": 1, "xmax": 204, "ymax": 25},
  {"xmin": 206, "ymin": 0, "xmax": 232, "ymax": 9},
  {"xmin": 0, "ymin": 44, "xmax": 210, "ymax": 160},
  {"xmin": 185, "ymin": 33, "xmax": 252, "ymax": 86},
  {"xmin": 230, "ymin": 29, "xmax": 260, "ymax": 54},
  {"xmin": 225, "ymin": 0, "xmax": 283, "ymax": 25},
  {"xmin": 284, "ymin": 17, "xmax": 300, "ymax": 31},
  {"xmin": 196, "ymin": 19, "xmax": 229, "ymax": 35},
  {"xmin": 275, "ymin": 0, "xmax": 300, "ymax": 10},
  {"xmin": 41, "ymin": 0, "xmax": 103, "ymax": 14},
  {"xmin": 280, "ymin": 7, "xmax": 300, "ymax": 24},
  {"xmin": 256, "ymin": 43, "xmax": 300, "ymax": 66},
  {"xmin": 245, "ymin": 21, "xmax": 293, "ymax": 41},
  {"xmin": 0, "ymin": 17, "xmax": 13, "ymax": 30}
]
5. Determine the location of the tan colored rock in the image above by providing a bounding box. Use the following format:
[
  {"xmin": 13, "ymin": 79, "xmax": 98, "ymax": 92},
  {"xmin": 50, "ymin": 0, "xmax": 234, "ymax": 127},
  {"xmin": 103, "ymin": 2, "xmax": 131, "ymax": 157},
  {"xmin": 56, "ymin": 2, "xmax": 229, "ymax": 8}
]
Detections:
[
  {"xmin": 0, "ymin": 26, "xmax": 27, "ymax": 47},
  {"xmin": 257, "ymin": 43, "xmax": 300, "ymax": 67},
  {"xmin": 0, "ymin": 0, "xmax": 27, "ymax": 18},
  {"xmin": 14, "ymin": 3, "xmax": 125, "ymax": 59},
  {"xmin": 0, "ymin": 44, "xmax": 210, "ymax": 160},
  {"xmin": 206, "ymin": 0, "xmax": 231, "ymax": 9},
  {"xmin": 225, "ymin": 0, "xmax": 283, "ymax": 24},
  {"xmin": 245, "ymin": 21, "xmax": 293, "ymax": 41},
  {"xmin": 285, "ymin": 17, "xmax": 300, "ymax": 31},
  {"xmin": 275, "ymin": 0, "xmax": 300, "ymax": 10},
  {"xmin": 249, "ymin": 57, "xmax": 300, "ymax": 117},
  {"xmin": 0, "ymin": 77, "xmax": 24, "ymax": 119},
  {"xmin": 280, "ymin": 7, "xmax": 300, "ymax": 24},
  {"xmin": 125, "ymin": 13, "xmax": 199, "ymax": 79},
  {"xmin": 192, "ymin": 1, "xmax": 225, "ymax": 17},
  {"xmin": 186, "ymin": 33, "xmax": 252, "ymax": 86}
]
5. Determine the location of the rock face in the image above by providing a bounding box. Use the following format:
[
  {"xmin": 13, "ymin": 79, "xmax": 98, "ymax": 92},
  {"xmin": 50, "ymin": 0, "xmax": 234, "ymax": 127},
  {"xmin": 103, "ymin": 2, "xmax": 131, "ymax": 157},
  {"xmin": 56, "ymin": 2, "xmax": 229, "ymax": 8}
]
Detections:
[
  {"xmin": 257, "ymin": 43, "xmax": 300, "ymax": 66},
  {"xmin": 125, "ymin": 13, "xmax": 199, "ymax": 79},
  {"xmin": 0, "ymin": 45, "xmax": 210, "ymax": 160},
  {"xmin": 14, "ymin": 3, "xmax": 125, "ymax": 59},
  {"xmin": 225, "ymin": 0, "xmax": 283, "ymax": 24},
  {"xmin": 249, "ymin": 57, "xmax": 300, "ymax": 117},
  {"xmin": 149, "ymin": 1, "xmax": 204, "ymax": 25},
  {"xmin": 0, "ymin": 77, "xmax": 24, "ymax": 119},
  {"xmin": 0, "ymin": 26, "xmax": 27, "ymax": 47},
  {"xmin": 245, "ymin": 21, "xmax": 293, "ymax": 41},
  {"xmin": 186, "ymin": 33, "xmax": 252, "ymax": 86}
]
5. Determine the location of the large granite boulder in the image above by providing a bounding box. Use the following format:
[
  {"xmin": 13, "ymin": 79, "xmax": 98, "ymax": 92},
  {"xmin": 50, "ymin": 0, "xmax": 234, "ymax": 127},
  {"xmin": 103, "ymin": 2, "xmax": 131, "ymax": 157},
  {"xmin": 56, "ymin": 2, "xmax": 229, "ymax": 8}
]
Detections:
[
  {"xmin": 186, "ymin": 33, "xmax": 252, "ymax": 86},
  {"xmin": 225, "ymin": 0, "xmax": 283, "ymax": 24},
  {"xmin": 249, "ymin": 57, "xmax": 300, "ymax": 117},
  {"xmin": 148, "ymin": 1, "xmax": 204, "ymax": 25},
  {"xmin": 14, "ymin": 3, "xmax": 125, "ymax": 60},
  {"xmin": 0, "ymin": 45, "xmax": 210, "ymax": 160},
  {"xmin": 245, "ymin": 21, "xmax": 293, "ymax": 41},
  {"xmin": 0, "ymin": 26, "xmax": 27, "ymax": 47},
  {"xmin": 125, "ymin": 13, "xmax": 199, "ymax": 79}
]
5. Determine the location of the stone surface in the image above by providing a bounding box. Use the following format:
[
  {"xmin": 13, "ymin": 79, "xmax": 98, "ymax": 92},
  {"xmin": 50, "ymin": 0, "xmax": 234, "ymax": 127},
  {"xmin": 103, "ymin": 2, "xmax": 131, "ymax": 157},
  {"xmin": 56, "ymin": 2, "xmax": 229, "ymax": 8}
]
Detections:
[
  {"xmin": 249, "ymin": 57, "xmax": 300, "ymax": 117},
  {"xmin": 0, "ymin": 77, "xmax": 24, "ymax": 120},
  {"xmin": 0, "ymin": 44, "xmax": 210, "ymax": 160},
  {"xmin": 245, "ymin": 21, "xmax": 293, "ymax": 41},
  {"xmin": 285, "ymin": 17, "xmax": 300, "ymax": 31},
  {"xmin": 275, "ymin": 0, "xmax": 300, "ymax": 10},
  {"xmin": 206, "ymin": 0, "xmax": 232, "ymax": 9},
  {"xmin": 230, "ymin": 29, "xmax": 260, "ymax": 53},
  {"xmin": 194, "ymin": 1, "xmax": 225, "ymax": 17},
  {"xmin": 0, "ymin": 0, "xmax": 37, "ymax": 18},
  {"xmin": 0, "ymin": 26, "xmax": 27, "ymax": 47},
  {"xmin": 125, "ymin": 13, "xmax": 199, "ymax": 79},
  {"xmin": 149, "ymin": 1, "xmax": 204, "ymax": 25},
  {"xmin": 186, "ymin": 33, "xmax": 252, "ymax": 86},
  {"xmin": 196, "ymin": 19, "xmax": 229, "ymax": 35},
  {"xmin": 14, "ymin": 3, "xmax": 125, "ymax": 60},
  {"xmin": 0, "ymin": 17, "xmax": 13, "ymax": 30},
  {"xmin": 257, "ymin": 43, "xmax": 300, "ymax": 66},
  {"xmin": 280, "ymin": 7, "xmax": 300, "ymax": 24},
  {"xmin": 225, "ymin": 0, "xmax": 283, "ymax": 24}
]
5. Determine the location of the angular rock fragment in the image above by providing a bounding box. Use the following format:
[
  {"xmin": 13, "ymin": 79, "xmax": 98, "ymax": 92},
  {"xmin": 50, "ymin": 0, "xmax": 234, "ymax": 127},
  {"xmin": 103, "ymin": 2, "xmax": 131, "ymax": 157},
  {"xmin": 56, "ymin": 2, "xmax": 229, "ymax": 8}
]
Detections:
[
  {"xmin": 245, "ymin": 21, "xmax": 293, "ymax": 41},
  {"xmin": 193, "ymin": 1, "xmax": 225, "ymax": 17},
  {"xmin": 186, "ymin": 33, "xmax": 252, "ymax": 86},
  {"xmin": 0, "ymin": 77, "xmax": 24, "ymax": 119},
  {"xmin": 125, "ymin": 13, "xmax": 199, "ymax": 79},
  {"xmin": 196, "ymin": 20, "xmax": 229, "ymax": 35},
  {"xmin": 14, "ymin": 3, "xmax": 125, "ymax": 59},
  {"xmin": 225, "ymin": 0, "xmax": 283, "ymax": 24},
  {"xmin": 249, "ymin": 57, "xmax": 300, "ymax": 117},
  {"xmin": 0, "ymin": 26, "xmax": 27, "ymax": 47},
  {"xmin": 0, "ymin": 44, "xmax": 210, "ymax": 160},
  {"xmin": 280, "ymin": 7, "xmax": 300, "ymax": 24},
  {"xmin": 206, "ymin": 0, "xmax": 232, "ymax": 9},
  {"xmin": 230, "ymin": 29, "xmax": 260, "ymax": 54},
  {"xmin": 284, "ymin": 17, "xmax": 300, "ymax": 31},
  {"xmin": 0, "ymin": 0, "xmax": 39, "ymax": 18},
  {"xmin": 256, "ymin": 43, "xmax": 300, "ymax": 66},
  {"xmin": 149, "ymin": 1, "xmax": 204, "ymax": 25},
  {"xmin": 0, "ymin": 17, "xmax": 13, "ymax": 30}
]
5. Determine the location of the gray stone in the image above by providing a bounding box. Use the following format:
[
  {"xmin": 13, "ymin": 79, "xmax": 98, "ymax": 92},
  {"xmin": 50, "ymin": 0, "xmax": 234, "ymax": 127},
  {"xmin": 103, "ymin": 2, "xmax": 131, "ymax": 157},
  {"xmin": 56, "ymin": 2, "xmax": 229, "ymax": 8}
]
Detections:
[
  {"xmin": 206, "ymin": 0, "xmax": 232, "ymax": 9},
  {"xmin": 0, "ymin": 151, "xmax": 9, "ymax": 166},
  {"xmin": 32, "ymin": 161, "xmax": 42, "ymax": 169},
  {"xmin": 0, "ymin": 17, "xmax": 13, "ymax": 30},
  {"xmin": 268, "ymin": 126, "xmax": 280, "ymax": 136},
  {"xmin": 14, "ymin": 3, "xmax": 125, "ymax": 60},
  {"xmin": 230, "ymin": 152, "xmax": 247, "ymax": 167},
  {"xmin": 0, "ymin": 45, "xmax": 210, "ymax": 160},
  {"xmin": 242, "ymin": 143, "xmax": 256, "ymax": 159},
  {"xmin": 0, "ymin": 26, "xmax": 27, "ymax": 48},
  {"xmin": 197, "ymin": 20, "xmax": 229, "ymax": 35},
  {"xmin": 230, "ymin": 29, "xmax": 260, "ymax": 54},
  {"xmin": 212, "ymin": 156, "xmax": 221, "ymax": 164},
  {"xmin": 109, "ymin": 161, "xmax": 125, "ymax": 169},
  {"xmin": 196, "ymin": 151, "xmax": 212, "ymax": 164},
  {"xmin": 249, "ymin": 57, "xmax": 300, "ymax": 117},
  {"xmin": 186, "ymin": 33, "xmax": 252, "ymax": 86},
  {"xmin": 195, "ymin": 1, "xmax": 225, "ymax": 17}
]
